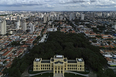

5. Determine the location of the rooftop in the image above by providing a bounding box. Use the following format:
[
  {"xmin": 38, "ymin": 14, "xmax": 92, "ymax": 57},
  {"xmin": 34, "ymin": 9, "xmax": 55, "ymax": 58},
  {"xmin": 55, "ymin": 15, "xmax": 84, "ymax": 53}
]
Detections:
[
  {"xmin": 68, "ymin": 60, "xmax": 77, "ymax": 63},
  {"xmin": 77, "ymin": 58, "xmax": 83, "ymax": 62},
  {"xmin": 35, "ymin": 58, "xmax": 41, "ymax": 62},
  {"xmin": 55, "ymin": 61, "xmax": 63, "ymax": 64},
  {"xmin": 41, "ymin": 60, "xmax": 50, "ymax": 63},
  {"xmin": 55, "ymin": 55, "xmax": 63, "ymax": 58}
]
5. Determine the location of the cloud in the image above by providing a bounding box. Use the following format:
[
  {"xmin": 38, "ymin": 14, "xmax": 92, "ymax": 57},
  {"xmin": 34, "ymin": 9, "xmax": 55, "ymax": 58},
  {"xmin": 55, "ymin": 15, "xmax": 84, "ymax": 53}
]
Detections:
[{"xmin": 0, "ymin": 0, "xmax": 116, "ymax": 11}]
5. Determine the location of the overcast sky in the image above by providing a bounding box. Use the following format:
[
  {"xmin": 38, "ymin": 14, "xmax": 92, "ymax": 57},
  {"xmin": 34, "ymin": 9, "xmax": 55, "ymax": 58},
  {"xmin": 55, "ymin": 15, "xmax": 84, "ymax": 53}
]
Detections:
[{"xmin": 0, "ymin": 0, "xmax": 116, "ymax": 11}]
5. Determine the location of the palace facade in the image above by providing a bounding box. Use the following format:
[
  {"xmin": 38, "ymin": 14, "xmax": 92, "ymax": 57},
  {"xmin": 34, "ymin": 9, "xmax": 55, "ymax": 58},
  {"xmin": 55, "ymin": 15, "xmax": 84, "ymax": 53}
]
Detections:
[{"xmin": 33, "ymin": 55, "xmax": 85, "ymax": 77}]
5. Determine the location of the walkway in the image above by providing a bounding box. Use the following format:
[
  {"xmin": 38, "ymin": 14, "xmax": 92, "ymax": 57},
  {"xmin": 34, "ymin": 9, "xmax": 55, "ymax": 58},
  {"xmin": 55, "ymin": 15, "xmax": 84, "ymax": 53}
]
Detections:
[
  {"xmin": 54, "ymin": 73, "xmax": 63, "ymax": 77},
  {"xmin": 21, "ymin": 65, "xmax": 32, "ymax": 77},
  {"xmin": 29, "ymin": 71, "xmax": 52, "ymax": 77},
  {"xmin": 21, "ymin": 67, "xmax": 29, "ymax": 77},
  {"xmin": 65, "ymin": 71, "xmax": 88, "ymax": 77},
  {"xmin": 88, "ymin": 71, "xmax": 97, "ymax": 77}
]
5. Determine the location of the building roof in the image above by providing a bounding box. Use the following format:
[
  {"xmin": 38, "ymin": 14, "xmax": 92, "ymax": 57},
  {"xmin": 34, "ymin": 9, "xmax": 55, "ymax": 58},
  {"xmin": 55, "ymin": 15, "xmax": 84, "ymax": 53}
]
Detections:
[
  {"xmin": 41, "ymin": 60, "xmax": 50, "ymax": 63},
  {"xmin": 55, "ymin": 61, "xmax": 63, "ymax": 64},
  {"xmin": 35, "ymin": 58, "xmax": 41, "ymax": 62},
  {"xmin": 51, "ymin": 58, "xmax": 54, "ymax": 61},
  {"xmin": 56, "ymin": 55, "xmax": 63, "ymax": 58},
  {"xmin": 2, "ymin": 51, "xmax": 10, "ymax": 56},
  {"xmin": 77, "ymin": 59, "xmax": 83, "ymax": 62},
  {"xmin": 68, "ymin": 60, "xmax": 77, "ymax": 63}
]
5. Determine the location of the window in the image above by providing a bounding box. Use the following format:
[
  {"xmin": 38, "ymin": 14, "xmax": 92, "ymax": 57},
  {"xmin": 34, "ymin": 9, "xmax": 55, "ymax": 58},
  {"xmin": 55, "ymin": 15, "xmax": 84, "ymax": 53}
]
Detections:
[
  {"xmin": 36, "ymin": 65, "xmax": 38, "ymax": 67},
  {"xmin": 81, "ymin": 68, "xmax": 83, "ymax": 70},
  {"xmin": 36, "ymin": 68, "xmax": 38, "ymax": 70}
]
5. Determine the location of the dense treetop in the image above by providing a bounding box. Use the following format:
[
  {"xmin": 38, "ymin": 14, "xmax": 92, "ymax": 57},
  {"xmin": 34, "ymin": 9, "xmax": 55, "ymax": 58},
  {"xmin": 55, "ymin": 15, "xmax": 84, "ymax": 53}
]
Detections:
[{"xmin": 4, "ymin": 31, "xmax": 110, "ymax": 77}]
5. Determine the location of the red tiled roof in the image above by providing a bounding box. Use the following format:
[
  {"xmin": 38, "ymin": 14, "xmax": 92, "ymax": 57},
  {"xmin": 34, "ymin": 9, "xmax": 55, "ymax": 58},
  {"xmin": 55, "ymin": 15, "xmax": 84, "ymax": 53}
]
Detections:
[
  {"xmin": 106, "ymin": 57, "xmax": 112, "ymax": 61},
  {"xmin": 2, "ymin": 51, "xmax": 10, "ymax": 56}
]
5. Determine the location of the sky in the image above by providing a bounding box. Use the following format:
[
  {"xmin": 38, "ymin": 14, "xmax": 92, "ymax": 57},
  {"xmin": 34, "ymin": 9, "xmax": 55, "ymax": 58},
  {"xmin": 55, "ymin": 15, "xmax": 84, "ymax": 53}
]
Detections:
[{"xmin": 0, "ymin": 0, "xmax": 116, "ymax": 11}]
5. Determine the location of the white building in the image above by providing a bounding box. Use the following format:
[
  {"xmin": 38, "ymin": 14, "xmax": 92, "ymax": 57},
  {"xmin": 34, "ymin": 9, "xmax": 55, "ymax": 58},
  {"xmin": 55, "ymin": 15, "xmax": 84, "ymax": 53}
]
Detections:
[
  {"xmin": 17, "ymin": 16, "xmax": 21, "ymax": 20},
  {"xmin": 39, "ymin": 34, "xmax": 47, "ymax": 43},
  {"xmin": 50, "ymin": 16, "xmax": 54, "ymax": 21},
  {"xmin": 81, "ymin": 14, "xmax": 84, "ymax": 20},
  {"xmin": 44, "ymin": 15, "xmax": 48, "ymax": 23},
  {"xmin": 112, "ymin": 22, "xmax": 116, "ymax": 29},
  {"xmin": 22, "ymin": 22, "xmax": 27, "ymax": 31},
  {"xmin": 69, "ymin": 13, "xmax": 73, "ymax": 20},
  {"xmin": 48, "ymin": 15, "xmax": 51, "ymax": 21},
  {"xmin": 56, "ymin": 15, "xmax": 60, "ymax": 20},
  {"xmin": 60, "ymin": 15, "xmax": 63, "ymax": 20},
  {"xmin": 76, "ymin": 12, "xmax": 80, "ymax": 19},
  {"xmin": 69, "ymin": 13, "xmax": 75, "ymax": 20},
  {"xmin": 29, "ymin": 23, "xmax": 35, "ymax": 33},
  {"xmin": 16, "ymin": 20, "xmax": 20, "ymax": 29},
  {"xmin": 0, "ymin": 19, "xmax": 6, "ymax": 35}
]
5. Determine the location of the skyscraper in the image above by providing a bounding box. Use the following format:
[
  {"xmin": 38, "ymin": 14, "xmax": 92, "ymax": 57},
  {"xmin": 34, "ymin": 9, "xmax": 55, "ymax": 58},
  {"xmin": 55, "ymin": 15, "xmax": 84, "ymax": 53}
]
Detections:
[
  {"xmin": 113, "ymin": 22, "xmax": 116, "ymax": 30},
  {"xmin": 17, "ymin": 16, "xmax": 21, "ymax": 21},
  {"xmin": 69, "ymin": 13, "xmax": 73, "ymax": 20},
  {"xmin": 22, "ymin": 21, "xmax": 27, "ymax": 31},
  {"xmin": 81, "ymin": 14, "xmax": 84, "ymax": 20},
  {"xmin": 44, "ymin": 15, "xmax": 48, "ymax": 23},
  {"xmin": 0, "ymin": 19, "xmax": 6, "ymax": 35},
  {"xmin": 16, "ymin": 20, "xmax": 20, "ymax": 29},
  {"xmin": 29, "ymin": 23, "xmax": 35, "ymax": 33}
]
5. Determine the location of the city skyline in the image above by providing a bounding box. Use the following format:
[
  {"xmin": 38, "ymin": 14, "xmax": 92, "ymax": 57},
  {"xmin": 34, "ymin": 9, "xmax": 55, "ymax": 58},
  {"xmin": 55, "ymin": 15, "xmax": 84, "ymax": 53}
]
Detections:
[{"xmin": 0, "ymin": 0, "xmax": 116, "ymax": 11}]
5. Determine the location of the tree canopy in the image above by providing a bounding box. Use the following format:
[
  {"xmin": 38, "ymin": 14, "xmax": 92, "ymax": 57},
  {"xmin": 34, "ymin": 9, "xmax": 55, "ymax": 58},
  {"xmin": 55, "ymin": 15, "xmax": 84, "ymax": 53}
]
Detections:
[{"xmin": 4, "ymin": 31, "xmax": 108, "ymax": 77}]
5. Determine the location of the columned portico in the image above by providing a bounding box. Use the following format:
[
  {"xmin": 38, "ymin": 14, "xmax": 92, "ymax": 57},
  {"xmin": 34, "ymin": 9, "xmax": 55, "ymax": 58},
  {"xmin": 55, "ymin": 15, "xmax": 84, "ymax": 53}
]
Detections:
[{"xmin": 53, "ymin": 64, "xmax": 64, "ymax": 77}]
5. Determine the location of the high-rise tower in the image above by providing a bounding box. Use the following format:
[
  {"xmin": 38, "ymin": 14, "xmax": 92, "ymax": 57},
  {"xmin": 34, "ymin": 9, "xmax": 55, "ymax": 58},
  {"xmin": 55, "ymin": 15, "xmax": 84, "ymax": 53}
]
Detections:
[{"xmin": 0, "ymin": 19, "xmax": 6, "ymax": 35}]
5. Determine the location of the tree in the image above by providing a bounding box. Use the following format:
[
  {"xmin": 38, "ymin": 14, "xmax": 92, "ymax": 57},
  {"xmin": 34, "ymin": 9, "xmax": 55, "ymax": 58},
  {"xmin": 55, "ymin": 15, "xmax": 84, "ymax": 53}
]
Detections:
[
  {"xmin": 5, "ymin": 31, "xmax": 107, "ymax": 77},
  {"xmin": 105, "ymin": 69, "xmax": 116, "ymax": 77}
]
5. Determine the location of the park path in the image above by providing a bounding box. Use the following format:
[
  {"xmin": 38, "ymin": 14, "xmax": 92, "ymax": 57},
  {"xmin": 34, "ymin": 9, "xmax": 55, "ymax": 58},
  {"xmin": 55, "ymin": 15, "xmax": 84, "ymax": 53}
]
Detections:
[
  {"xmin": 21, "ymin": 65, "xmax": 32, "ymax": 77},
  {"xmin": 29, "ymin": 71, "xmax": 52, "ymax": 77},
  {"xmin": 65, "ymin": 71, "xmax": 88, "ymax": 77}
]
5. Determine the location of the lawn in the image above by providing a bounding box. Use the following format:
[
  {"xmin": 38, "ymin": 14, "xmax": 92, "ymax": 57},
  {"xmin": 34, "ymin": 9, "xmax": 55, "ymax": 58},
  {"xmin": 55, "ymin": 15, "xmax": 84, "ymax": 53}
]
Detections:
[
  {"xmin": 32, "ymin": 73, "xmax": 85, "ymax": 77},
  {"xmin": 72, "ymin": 71, "xmax": 89, "ymax": 74},
  {"xmin": 28, "ymin": 71, "xmax": 45, "ymax": 74},
  {"xmin": 32, "ymin": 73, "xmax": 53, "ymax": 77},
  {"xmin": 65, "ymin": 73, "xmax": 85, "ymax": 77}
]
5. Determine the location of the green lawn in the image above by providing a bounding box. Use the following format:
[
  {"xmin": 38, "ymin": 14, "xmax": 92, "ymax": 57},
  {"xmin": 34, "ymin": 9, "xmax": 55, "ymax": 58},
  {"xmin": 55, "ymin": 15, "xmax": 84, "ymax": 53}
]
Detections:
[
  {"xmin": 32, "ymin": 73, "xmax": 85, "ymax": 77},
  {"xmin": 65, "ymin": 73, "xmax": 85, "ymax": 77},
  {"xmin": 28, "ymin": 71, "xmax": 45, "ymax": 74},
  {"xmin": 72, "ymin": 71, "xmax": 89, "ymax": 74},
  {"xmin": 32, "ymin": 73, "xmax": 53, "ymax": 77}
]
